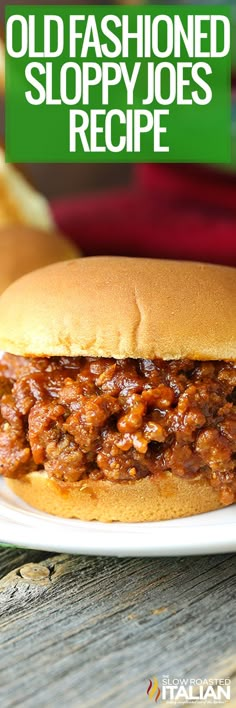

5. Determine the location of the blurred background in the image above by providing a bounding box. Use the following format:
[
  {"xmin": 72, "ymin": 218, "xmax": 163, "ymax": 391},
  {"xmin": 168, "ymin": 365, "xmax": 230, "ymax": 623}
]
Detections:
[{"xmin": 0, "ymin": 0, "xmax": 235, "ymax": 270}]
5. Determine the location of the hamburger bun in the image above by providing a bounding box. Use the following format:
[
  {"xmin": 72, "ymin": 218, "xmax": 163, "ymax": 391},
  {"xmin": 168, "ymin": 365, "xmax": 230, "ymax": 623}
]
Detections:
[
  {"xmin": 0, "ymin": 144, "xmax": 80, "ymax": 293},
  {"xmin": 0, "ymin": 225, "xmax": 79, "ymax": 294},
  {"xmin": 7, "ymin": 472, "xmax": 222, "ymax": 522},
  {"xmin": 0, "ymin": 145, "xmax": 54, "ymax": 229},
  {"xmin": 0, "ymin": 256, "xmax": 235, "ymax": 522},
  {"xmin": 0, "ymin": 256, "xmax": 235, "ymax": 360}
]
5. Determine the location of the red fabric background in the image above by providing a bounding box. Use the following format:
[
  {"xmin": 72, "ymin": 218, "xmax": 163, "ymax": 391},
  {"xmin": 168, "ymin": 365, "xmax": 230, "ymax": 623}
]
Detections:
[{"xmin": 52, "ymin": 165, "xmax": 236, "ymax": 266}]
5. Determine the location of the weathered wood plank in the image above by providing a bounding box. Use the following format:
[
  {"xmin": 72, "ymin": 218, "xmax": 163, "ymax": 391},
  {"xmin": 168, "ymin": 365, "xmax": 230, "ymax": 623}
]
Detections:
[
  {"xmin": 0, "ymin": 548, "xmax": 52, "ymax": 581},
  {"xmin": 0, "ymin": 550, "xmax": 235, "ymax": 708}
]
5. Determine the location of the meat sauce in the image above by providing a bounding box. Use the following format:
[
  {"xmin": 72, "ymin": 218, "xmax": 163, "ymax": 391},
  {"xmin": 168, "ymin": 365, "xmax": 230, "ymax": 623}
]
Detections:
[{"xmin": 0, "ymin": 354, "xmax": 236, "ymax": 505}]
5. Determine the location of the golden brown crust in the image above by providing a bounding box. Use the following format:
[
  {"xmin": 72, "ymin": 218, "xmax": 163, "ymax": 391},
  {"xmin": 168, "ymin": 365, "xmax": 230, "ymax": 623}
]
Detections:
[
  {"xmin": 0, "ymin": 257, "xmax": 236, "ymax": 360},
  {"xmin": 6, "ymin": 473, "xmax": 226, "ymax": 522},
  {"xmin": 0, "ymin": 226, "xmax": 80, "ymax": 294},
  {"xmin": 0, "ymin": 146, "xmax": 55, "ymax": 229}
]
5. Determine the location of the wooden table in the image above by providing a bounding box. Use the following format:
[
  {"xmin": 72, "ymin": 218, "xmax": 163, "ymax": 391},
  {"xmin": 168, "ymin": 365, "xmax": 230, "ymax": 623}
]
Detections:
[{"xmin": 0, "ymin": 548, "xmax": 235, "ymax": 707}]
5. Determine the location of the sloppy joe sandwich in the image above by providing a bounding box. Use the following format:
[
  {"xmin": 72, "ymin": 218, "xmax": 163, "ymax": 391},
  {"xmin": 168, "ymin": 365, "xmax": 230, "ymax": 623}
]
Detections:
[
  {"xmin": 0, "ymin": 256, "xmax": 235, "ymax": 522},
  {"xmin": 0, "ymin": 145, "xmax": 54, "ymax": 229},
  {"xmin": 0, "ymin": 225, "xmax": 79, "ymax": 294},
  {"xmin": 0, "ymin": 145, "xmax": 80, "ymax": 292}
]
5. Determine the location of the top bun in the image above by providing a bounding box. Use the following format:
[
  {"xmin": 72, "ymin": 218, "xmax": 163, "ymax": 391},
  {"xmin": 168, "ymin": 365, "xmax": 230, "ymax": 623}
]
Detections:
[
  {"xmin": 0, "ymin": 146, "xmax": 54, "ymax": 229},
  {"xmin": 0, "ymin": 226, "xmax": 80, "ymax": 295},
  {"xmin": 0, "ymin": 257, "xmax": 235, "ymax": 360}
]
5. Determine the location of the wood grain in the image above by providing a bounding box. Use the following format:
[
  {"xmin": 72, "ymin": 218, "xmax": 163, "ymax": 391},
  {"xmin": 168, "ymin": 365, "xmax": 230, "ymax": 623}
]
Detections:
[{"xmin": 0, "ymin": 550, "xmax": 235, "ymax": 708}]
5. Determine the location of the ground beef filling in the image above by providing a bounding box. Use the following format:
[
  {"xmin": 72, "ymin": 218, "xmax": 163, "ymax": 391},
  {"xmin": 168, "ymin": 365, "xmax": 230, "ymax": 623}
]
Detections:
[{"xmin": 0, "ymin": 354, "xmax": 236, "ymax": 505}]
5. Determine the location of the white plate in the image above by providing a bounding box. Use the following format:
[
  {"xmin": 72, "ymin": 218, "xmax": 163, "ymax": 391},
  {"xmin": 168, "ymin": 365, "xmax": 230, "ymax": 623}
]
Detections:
[{"xmin": 0, "ymin": 478, "xmax": 236, "ymax": 556}]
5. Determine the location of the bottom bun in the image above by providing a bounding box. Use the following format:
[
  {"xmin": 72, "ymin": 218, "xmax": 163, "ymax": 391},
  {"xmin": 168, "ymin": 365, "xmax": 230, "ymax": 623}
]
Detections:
[{"xmin": 6, "ymin": 472, "xmax": 226, "ymax": 522}]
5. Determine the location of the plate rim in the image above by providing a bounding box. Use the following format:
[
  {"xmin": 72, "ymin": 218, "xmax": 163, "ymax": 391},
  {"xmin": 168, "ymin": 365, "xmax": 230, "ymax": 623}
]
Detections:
[{"xmin": 0, "ymin": 479, "xmax": 236, "ymax": 556}]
